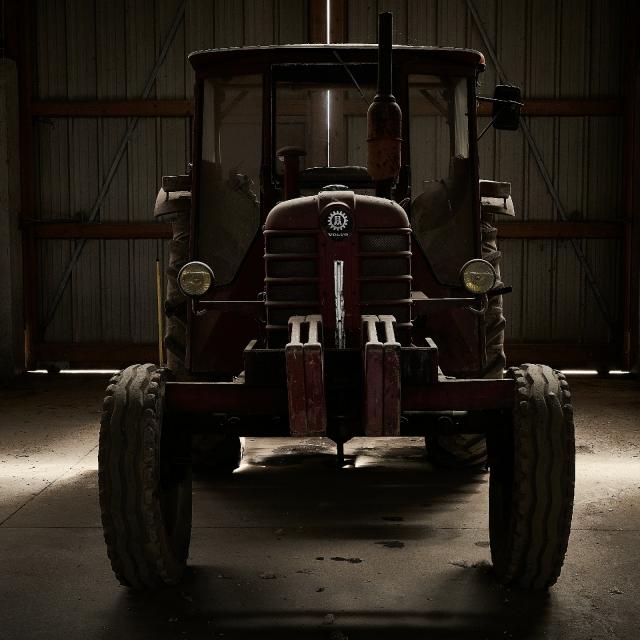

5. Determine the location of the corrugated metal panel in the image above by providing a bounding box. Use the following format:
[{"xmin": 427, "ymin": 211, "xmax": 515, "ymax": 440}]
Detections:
[
  {"xmin": 345, "ymin": 0, "xmax": 624, "ymax": 352},
  {"xmin": 66, "ymin": 0, "xmax": 101, "ymax": 342},
  {"xmin": 96, "ymin": 0, "xmax": 130, "ymax": 343},
  {"xmin": 33, "ymin": 0, "xmax": 307, "ymax": 354}
]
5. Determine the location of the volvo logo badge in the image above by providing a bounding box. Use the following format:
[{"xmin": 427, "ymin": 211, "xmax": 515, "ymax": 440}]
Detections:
[{"xmin": 323, "ymin": 207, "xmax": 353, "ymax": 239}]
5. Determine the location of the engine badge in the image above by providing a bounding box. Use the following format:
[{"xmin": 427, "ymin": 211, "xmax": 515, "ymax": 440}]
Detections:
[{"xmin": 322, "ymin": 207, "xmax": 353, "ymax": 240}]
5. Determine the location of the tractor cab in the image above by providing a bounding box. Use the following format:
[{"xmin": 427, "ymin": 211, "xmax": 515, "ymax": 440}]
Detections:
[{"xmin": 179, "ymin": 39, "xmax": 515, "ymax": 376}]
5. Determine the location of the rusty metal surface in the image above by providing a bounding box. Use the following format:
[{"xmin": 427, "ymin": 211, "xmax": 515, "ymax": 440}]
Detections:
[
  {"xmin": 285, "ymin": 315, "xmax": 327, "ymax": 436},
  {"xmin": 380, "ymin": 315, "xmax": 401, "ymax": 435},
  {"xmin": 285, "ymin": 318, "xmax": 306, "ymax": 435},
  {"xmin": 362, "ymin": 314, "xmax": 401, "ymax": 436},
  {"xmin": 403, "ymin": 378, "xmax": 514, "ymax": 412},
  {"xmin": 362, "ymin": 315, "xmax": 384, "ymax": 435},
  {"xmin": 367, "ymin": 99, "xmax": 402, "ymax": 183},
  {"xmin": 165, "ymin": 381, "xmax": 287, "ymax": 414},
  {"xmin": 303, "ymin": 315, "xmax": 326, "ymax": 434}
]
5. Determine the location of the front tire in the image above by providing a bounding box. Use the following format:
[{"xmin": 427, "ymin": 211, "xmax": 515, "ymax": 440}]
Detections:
[
  {"xmin": 99, "ymin": 364, "xmax": 192, "ymax": 589},
  {"xmin": 489, "ymin": 364, "xmax": 575, "ymax": 589}
]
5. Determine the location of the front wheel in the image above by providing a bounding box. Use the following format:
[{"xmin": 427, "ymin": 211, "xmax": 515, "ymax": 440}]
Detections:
[
  {"xmin": 489, "ymin": 364, "xmax": 575, "ymax": 589},
  {"xmin": 98, "ymin": 364, "xmax": 192, "ymax": 589}
]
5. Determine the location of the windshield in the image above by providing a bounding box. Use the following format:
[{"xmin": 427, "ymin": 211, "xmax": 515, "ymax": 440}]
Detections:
[
  {"xmin": 198, "ymin": 75, "xmax": 262, "ymax": 285},
  {"xmin": 274, "ymin": 64, "xmax": 376, "ymax": 195},
  {"xmin": 409, "ymin": 74, "xmax": 475, "ymax": 285}
]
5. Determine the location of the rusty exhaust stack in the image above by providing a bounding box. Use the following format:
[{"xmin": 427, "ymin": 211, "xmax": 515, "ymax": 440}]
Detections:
[{"xmin": 367, "ymin": 11, "xmax": 402, "ymax": 198}]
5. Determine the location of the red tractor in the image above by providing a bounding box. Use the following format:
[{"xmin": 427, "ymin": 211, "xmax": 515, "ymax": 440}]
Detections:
[{"xmin": 99, "ymin": 13, "xmax": 574, "ymax": 591}]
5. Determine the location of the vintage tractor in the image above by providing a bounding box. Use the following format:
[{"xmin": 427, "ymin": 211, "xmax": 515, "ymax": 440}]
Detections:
[{"xmin": 98, "ymin": 13, "xmax": 575, "ymax": 591}]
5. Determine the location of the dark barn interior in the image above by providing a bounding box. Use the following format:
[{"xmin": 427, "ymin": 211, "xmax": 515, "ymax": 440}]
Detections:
[{"xmin": 0, "ymin": 1, "xmax": 639, "ymax": 639}]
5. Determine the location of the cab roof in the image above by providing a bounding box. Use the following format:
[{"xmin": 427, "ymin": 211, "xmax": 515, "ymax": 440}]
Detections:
[{"xmin": 188, "ymin": 44, "xmax": 486, "ymax": 76}]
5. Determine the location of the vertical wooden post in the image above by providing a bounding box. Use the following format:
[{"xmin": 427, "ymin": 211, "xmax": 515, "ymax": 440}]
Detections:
[
  {"xmin": 14, "ymin": 0, "xmax": 37, "ymax": 370},
  {"xmin": 329, "ymin": 0, "xmax": 346, "ymax": 43},
  {"xmin": 308, "ymin": 0, "xmax": 327, "ymax": 43},
  {"xmin": 622, "ymin": 0, "xmax": 640, "ymax": 371}
]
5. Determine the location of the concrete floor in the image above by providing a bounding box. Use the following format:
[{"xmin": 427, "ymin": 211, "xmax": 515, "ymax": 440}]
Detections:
[{"xmin": 0, "ymin": 374, "xmax": 638, "ymax": 640}]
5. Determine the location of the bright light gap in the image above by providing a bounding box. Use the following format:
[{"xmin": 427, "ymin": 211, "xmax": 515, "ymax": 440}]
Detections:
[
  {"xmin": 326, "ymin": 0, "xmax": 331, "ymax": 166},
  {"xmin": 28, "ymin": 369, "xmax": 119, "ymax": 375}
]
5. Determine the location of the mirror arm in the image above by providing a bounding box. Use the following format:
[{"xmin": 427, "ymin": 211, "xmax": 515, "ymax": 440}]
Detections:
[
  {"xmin": 477, "ymin": 105, "xmax": 511, "ymax": 141},
  {"xmin": 477, "ymin": 96, "xmax": 524, "ymax": 107}
]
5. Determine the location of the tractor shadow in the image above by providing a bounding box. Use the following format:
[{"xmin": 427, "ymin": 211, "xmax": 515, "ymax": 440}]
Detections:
[
  {"xmin": 192, "ymin": 437, "xmax": 488, "ymax": 537},
  {"xmin": 104, "ymin": 438, "xmax": 550, "ymax": 639}
]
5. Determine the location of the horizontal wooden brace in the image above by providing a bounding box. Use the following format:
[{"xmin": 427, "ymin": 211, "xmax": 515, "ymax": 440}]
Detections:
[
  {"xmin": 32, "ymin": 222, "xmax": 173, "ymax": 239},
  {"xmin": 34, "ymin": 342, "xmax": 158, "ymax": 367},
  {"xmin": 31, "ymin": 99, "xmax": 193, "ymax": 118},
  {"xmin": 479, "ymin": 98, "xmax": 623, "ymax": 117},
  {"xmin": 496, "ymin": 221, "xmax": 624, "ymax": 239},
  {"xmin": 29, "ymin": 98, "xmax": 623, "ymax": 118},
  {"xmin": 505, "ymin": 343, "xmax": 619, "ymax": 369}
]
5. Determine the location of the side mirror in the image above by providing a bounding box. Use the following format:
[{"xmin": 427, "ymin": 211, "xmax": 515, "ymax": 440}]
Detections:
[{"xmin": 492, "ymin": 85, "xmax": 522, "ymax": 131}]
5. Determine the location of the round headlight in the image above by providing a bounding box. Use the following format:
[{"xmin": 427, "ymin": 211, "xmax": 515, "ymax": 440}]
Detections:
[
  {"xmin": 460, "ymin": 259, "xmax": 496, "ymax": 295},
  {"xmin": 178, "ymin": 261, "xmax": 214, "ymax": 297}
]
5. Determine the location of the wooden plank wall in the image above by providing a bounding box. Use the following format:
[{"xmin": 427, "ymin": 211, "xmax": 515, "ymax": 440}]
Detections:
[
  {"xmin": 33, "ymin": 0, "xmax": 307, "ymax": 350},
  {"xmin": 346, "ymin": 0, "xmax": 625, "ymax": 364}
]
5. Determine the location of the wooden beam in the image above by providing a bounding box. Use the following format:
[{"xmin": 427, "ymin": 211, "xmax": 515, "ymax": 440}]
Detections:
[
  {"xmin": 622, "ymin": 0, "xmax": 640, "ymax": 371},
  {"xmin": 308, "ymin": 0, "xmax": 326, "ymax": 44},
  {"xmin": 32, "ymin": 222, "xmax": 173, "ymax": 240},
  {"xmin": 486, "ymin": 98, "xmax": 623, "ymax": 117},
  {"xmin": 496, "ymin": 221, "xmax": 623, "ymax": 239},
  {"xmin": 34, "ymin": 342, "xmax": 158, "ymax": 367},
  {"xmin": 17, "ymin": 0, "xmax": 37, "ymax": 370},
  {"xmin": 505, "ymin": 343, "xmax": 619, "ymax": 370},
  {"xmin": 31, "ymin": 99, "xmax": 193, "ymax": 118},
  {"xmin": 29, "ymin": 97, "xmax": 623, "ymax": 119}
]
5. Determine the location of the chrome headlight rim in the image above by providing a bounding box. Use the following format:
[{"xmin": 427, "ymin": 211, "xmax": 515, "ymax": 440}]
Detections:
[
  {"xmin": 459, "ymin": 258, "xmax": 497, "ymax": 295},
  {"xmin": 177, "ymin": 261, "xmax": 215, "ymax": 297}
]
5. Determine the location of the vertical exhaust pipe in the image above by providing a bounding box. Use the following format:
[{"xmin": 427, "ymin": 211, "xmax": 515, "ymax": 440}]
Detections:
[{"xmin": 367, "ymin": 12, "xmax": 402, "ymax": 198}]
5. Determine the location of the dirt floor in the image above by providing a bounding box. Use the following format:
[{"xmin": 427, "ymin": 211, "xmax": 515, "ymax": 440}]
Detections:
[{"xmin": 0, "ymin": 373, "xmax": 638, "ymax": 639}]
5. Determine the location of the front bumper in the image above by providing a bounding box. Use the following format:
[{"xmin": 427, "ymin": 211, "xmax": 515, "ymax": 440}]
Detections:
[{"xmin": 165, "ymin": 315, "xmax": 513, "ymax": 438}]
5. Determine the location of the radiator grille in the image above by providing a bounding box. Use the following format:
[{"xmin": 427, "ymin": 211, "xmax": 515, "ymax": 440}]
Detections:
[
  {"xmin": 360, "ymin": 234, "xmax": 409, "ymax": 252},
  {"xmin": 266, "ymin": 235, "xmax": 316, "ymax": 254},
  {"xmin": 268, "ymin": 259, "xmax": 317, "ymax": 278},
  {"xmin": 360, "ymin": 281, "xmax": 409, "ymax": 301},
  {"xmin": 265, "ymin": 227, "xmax": 412, "ymax": 346},
  {"xmin": 361, "ymin": 257, "xmax": 408, "ymax": 276},
  {"xmin": 267, "ymin": 283, "xmax": 318, "ymax": 302},
  {"xmin": 358, "ymin": 230, "xmax": 412, "ymax": 338}
]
